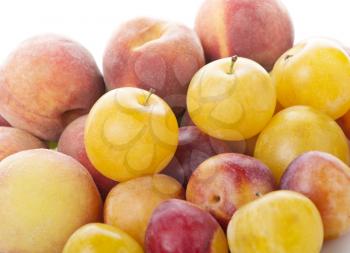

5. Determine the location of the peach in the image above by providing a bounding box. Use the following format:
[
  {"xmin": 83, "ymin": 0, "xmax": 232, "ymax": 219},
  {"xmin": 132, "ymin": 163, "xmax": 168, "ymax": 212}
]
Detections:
[
  {"xmin": 0, "ymin": 149, "xmax": 102, "ymax": 253},
  {"xmin": 104, "ymin": 174, "xmax": 184, "ymax": 246},
  {"xmin": 0, "ymin": 126, "xmax": 46, "ymax": 160},
  {"xmin": 58, "ymin": 115, "xmax": 116, "ymax": 199},
  {"xmin": 162, "ymin": 126, "xmax": 252, "ymax": 186},
  {"xmin": 195, "ymin": 0, "xmax": 294, "ymax": 70},
  {"xmin": 0, "ymin": 34, "xmax": 105, "ymax": 141},
  {"xmin": 144, "ymin": 199, "xmax": 228, "ymax": 253},
  {"xmin": 103, "ymin": 17, "xmax": 205, "ymax": 115},
  {"xmin": 281, "ymin": 151, "xmax": 350, "ymax": 239},
  {"xmin": 186, "ymin": 153, "xmax": 276, "ymax": 228}
]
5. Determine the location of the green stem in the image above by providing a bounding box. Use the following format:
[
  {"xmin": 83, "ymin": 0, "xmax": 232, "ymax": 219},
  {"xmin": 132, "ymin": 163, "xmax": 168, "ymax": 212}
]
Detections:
[{"xmin": 144, "ymin": 88, "xmax": 156, "ymax": 105}]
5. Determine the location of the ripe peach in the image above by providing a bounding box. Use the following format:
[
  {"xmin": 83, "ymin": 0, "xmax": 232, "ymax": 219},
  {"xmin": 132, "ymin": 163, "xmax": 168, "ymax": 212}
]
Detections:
[
  {"xmin": 103, "ymin": 17, "xmax": 205, "ymax": 115},
  {"xmin": 0, "ymin": 149, "xmax": 102, "ymax": 253},
  {"xmin": 186, "ymin": 153, "xmax": 276, "ymax": 228},
  {"xmin": 0, "ymin": 34, "xmax": 105, "ymax": 141},
  {"xmin": 195, "ymin": 0, "xmax": 294, "ymax": 70},
  {"xmin": 58, "ymin": 115, "xmax": 116, "ymax": 199},
  {"xmin": 145, "ymin": 199, "xmax": 228, "ymax": 253},
  {"xmin": 0, "ymin": 126, "xmax": 46, "ymax": 160},
  {"xmin": 281, "ymin": 151, "xmax": 350, "ymax": 239},
  {"xmin": 104, "ymin": 174, "xmax": 184, "ymax": 246}
]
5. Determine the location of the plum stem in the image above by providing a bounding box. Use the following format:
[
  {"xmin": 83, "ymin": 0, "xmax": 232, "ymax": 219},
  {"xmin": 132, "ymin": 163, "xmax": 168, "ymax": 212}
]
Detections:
[
  {"xmin": 285, "ymin": 54, "xmax": 293, "ymax": 61},
  {"xmin": 228, "ymin": 55, "xmax": 238, "ymax": 74},
  {"xmin": 255, "ymin": 192, "xmax": 263, "ymax": 198},
  {"xmin": 144, "ymin": 88, "xmax": 156, "ymax": 105}
]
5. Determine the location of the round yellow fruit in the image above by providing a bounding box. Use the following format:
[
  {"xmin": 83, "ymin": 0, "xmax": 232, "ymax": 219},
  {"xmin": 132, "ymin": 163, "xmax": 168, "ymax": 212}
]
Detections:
[
  {"xmin": 272, "ymin": 38, "xmax": 350, "ymax": 119},
  {"xmin": 63, "ymin": 223, "xmax": 144, "ymax": 253},
  {"xmin": 187, "ymin": 56, "xmax": 276, "ymax": 141},
  {"xmin": 85, "ymin": 87, "xmax": 179, "ymax": 182},
  {"xmin": 227, "ymin": 190, "xmax": 324, "ymax": 253},
  {"xmin": 254, "ymin": 106, "xmax": 350, "ymax": 182},
  {"xmin": 0, "ymin": 149, "xmax": 102, "ymax": 253}
]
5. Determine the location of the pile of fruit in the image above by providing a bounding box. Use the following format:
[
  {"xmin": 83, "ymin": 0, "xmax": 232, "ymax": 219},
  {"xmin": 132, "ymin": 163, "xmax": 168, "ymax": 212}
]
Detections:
[{"xmin": 1, "ymin": 0, "xmax": 350, "ymax": 252}]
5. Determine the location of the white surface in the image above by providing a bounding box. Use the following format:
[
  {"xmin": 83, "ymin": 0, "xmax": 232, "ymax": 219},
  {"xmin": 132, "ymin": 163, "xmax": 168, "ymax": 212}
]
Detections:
[{"xmin": 0, "ymin": 0, "xmax": 349, "ymax": 251}]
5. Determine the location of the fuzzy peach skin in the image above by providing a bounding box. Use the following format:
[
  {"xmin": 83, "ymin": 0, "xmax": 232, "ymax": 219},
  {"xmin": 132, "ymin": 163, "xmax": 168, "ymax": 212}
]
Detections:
[
  {"xmin": 144, "ymin": 199, "xmax": 228, "ymax": 253},
  {"xmin": 186, "ymin": 153, "xmax": 276, "ymax": 228},
  {"xmin": 58, "ymin": 115, "xmax": 116, "ymax": 199},
  {"xmin": 103, "ymin": 17, "xmax": 205, "ymax": 115},
  {"xmin": 0, "ymin": 34, "xmax": 105, "ymax": 141},
  {"xmin": 281, "ymin": 151, "xmax": 350, "ymax": 240},
  {"xmin": 0, "ymin": 149, "xmax": 102, "ymax": 253},
  {"xmin": 104, "ymin": 174, "xmax": 184, "ymax": 246},
  {"xmin": 0, "ymin": 126, "xmax": 46, "ymax": 160},
  {"xmin": 195, "ymin": 0, "xmax": 294, "ymax": 70}
]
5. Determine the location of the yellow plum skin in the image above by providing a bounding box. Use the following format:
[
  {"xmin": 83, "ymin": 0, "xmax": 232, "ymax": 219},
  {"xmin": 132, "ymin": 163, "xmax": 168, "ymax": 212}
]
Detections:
[
  {"xmin": 63, "ymin": 223, "xmax": 144, "ymax": 253},
  {"xmin": 272, "ymin": 38, "xmax": 350, "ymax": 119},
  {"xmin": 227, "ymin": 190, "xmax": 324, "ymax": 253},
  {"xmin": 254, "ymin": 106, "xmax": 350, "ymax": 182},
  {"xmin": 187, "ymin": 57, "xmax": 276, "ymax": 141},
  {"xmin": 85, "ymin": 87, "xmax": 179, "ymax": 182}
]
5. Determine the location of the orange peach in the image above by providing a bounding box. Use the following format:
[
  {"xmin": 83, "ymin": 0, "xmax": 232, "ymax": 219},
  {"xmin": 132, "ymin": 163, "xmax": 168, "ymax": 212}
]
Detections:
[
  {"xmin": 103, "ymin": 17, "xmax": 205, "ymax": 115},
  {"xmin": 186, "ymin": 153, "xmax": 276, "ymax": 228},
  {"xmin": 145, "ymin": 199, "xmax": 228, "ymax": 253},
  {"xmin": 0, "ymin": 126, "xmax": 46, "ymax": 160},
  {"xmin": 0, "ymin": 34, "xmax": 105, "ymax": 141},
  {"xmin": 281, "ymin": 151, "xmax": 350, "ymax": 239},
  {"xmin": 195, "ymin": 0, "xmax": 294, "ymax": 70},
  {"xmin": 104, "ymin": 174, "xmax": 184, "ymax": 246},
  {"xmin": 0, "ymin": 149, "xmax": 102, "ymax": 253},
  {"xmin": 58, "ymin": 115, "xmax": 116, "ymax": 199}
]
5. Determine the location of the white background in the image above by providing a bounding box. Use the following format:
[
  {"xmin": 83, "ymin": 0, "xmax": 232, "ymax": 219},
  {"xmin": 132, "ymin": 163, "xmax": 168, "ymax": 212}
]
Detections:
[
  {"xmin": 0, "ymin": 0, "xmax": 350, "ymax": 68},
  {"xmin": 0, "ymin": 0, "xmax": 349, "ymax": 252}
]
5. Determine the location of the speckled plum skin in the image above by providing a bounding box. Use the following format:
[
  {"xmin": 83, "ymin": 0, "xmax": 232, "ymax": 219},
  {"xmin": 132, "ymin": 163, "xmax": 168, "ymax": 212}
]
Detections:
[
  {"xmin": 281, "ymin": 151, "xmax": 350, "ymax": 240},
  {"xmin": 186, "ymin": 153, "xmax": 276, "ymax": 228},
  {"xmin": 195, "ymin": 0, "xmax": 294, "ymax": 70},
  {"xmin": 57, "ymin": 115, "xmax": 116, "ymax": 199},
  {"xmin": 0, "ymin": 34, "xmax": 105, "ymax": 141},
  {"xmin": 145, "ymin": 199, "xmax": 228, "ymax": 253},
  {"xmin": 103, "ymin": 17, "xmax": 205, "ymax": 115}
]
